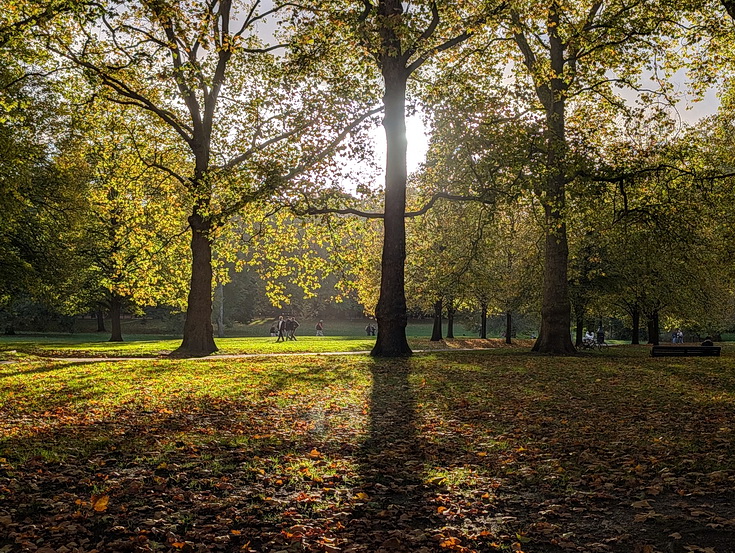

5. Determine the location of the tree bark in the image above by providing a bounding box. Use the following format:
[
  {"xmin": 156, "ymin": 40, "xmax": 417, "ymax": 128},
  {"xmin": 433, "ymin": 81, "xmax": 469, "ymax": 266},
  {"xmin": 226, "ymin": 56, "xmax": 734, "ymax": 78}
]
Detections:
[
  {"xmin": 520, "ymin": 6, "xmax": 575, "ymax": 355},
  {"xmin": 217, "ymin": 281, "xmax": 225, "ymax": 338},
  {"xmin": 505, "ymin": 311, "xmax": 513, "ymax": 344},
  {"xmin": 446, "ymin": 297, "xmax": 455, "ymax": 339},
  {"xmin": 480, "ymin": 301, "xmax": 488, "ymax": 339},
  {"xmin": 652, "ymin": 311, "xmax": 660, "ymax": 345},
  {"xmin": 430, "ymin": 298, "xmax": 443, "ymax": 342},
  {"xmin": 631, "ymin": 305, "xmax": 640, "ymax": 345},
  {"xmin": 575, "ymin": 312, "xmax": 583, "ymax": 347},
  {"xmin": 174, "ymin": 211, "xmax": 217, "ymax": 356},
  {"xmin": 371, "ymin": 59, "xmax": 411, "ymax": 357},
  {"xmin": 109, "ymin": 294, "xmax": 123, "ymax": 342},
  {"xmin": 647, "ymin": 318, "xmax": 655, "ymax": 344},
  {"xmin": 96, "ymin": 306, "xmax": 106, "ymax": 332},
  {"xmin": 532, "ymin": 201, "xmax": 575, "ymax": 353},
  {"xmin": 646, "ymin": 310, "xmax": 660, "ymax": 345}
]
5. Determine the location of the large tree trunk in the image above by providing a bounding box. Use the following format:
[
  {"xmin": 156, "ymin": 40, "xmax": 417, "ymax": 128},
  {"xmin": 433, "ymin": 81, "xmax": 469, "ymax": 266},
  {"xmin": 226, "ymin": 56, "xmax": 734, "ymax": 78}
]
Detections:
[
  {"xmin": 430, "ymin": 298, "xmax": 443, "ymax": 342},
  {"xmin": 371, "ymin": 62, "xmax": 411, "ymax": 357},
  {"xmin": 527, "ymin": 7, "xmax": 575, "ymax": 355},
  {"xmin": 532, "ymin": 203, "xmax": 575, "ymax": 353},
  {"xmin": 631, "ymin": 305, "xmax": 640, "ymax": 345},
  {"xmin": 480, "ymin": 301, "xmax": 488, "ymax": 339},
  {"xmin": 505, "ymin": 311, "xmax": 513, "ymax": 345},
  {"xmin": 446, "ymin": 297, "xmax": 455, "ymax": 339},
  {"xmin": 174, "ymin": 211, "xmax": 217, "ymax": 356},
  {"xmin": 109, "ymin": 295, "xmax": 123, "ymax": 342},
  {"xmin": 96, "ymin": 306, "xmax": 106, "ymax": 332}
]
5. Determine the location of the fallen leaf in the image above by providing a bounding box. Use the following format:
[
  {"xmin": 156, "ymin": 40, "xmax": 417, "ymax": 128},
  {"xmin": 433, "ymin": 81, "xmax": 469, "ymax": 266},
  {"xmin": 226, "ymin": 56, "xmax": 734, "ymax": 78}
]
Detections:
[{"xmin": 92, "ymin": 495, "xmax": 110, "ymax": 512}]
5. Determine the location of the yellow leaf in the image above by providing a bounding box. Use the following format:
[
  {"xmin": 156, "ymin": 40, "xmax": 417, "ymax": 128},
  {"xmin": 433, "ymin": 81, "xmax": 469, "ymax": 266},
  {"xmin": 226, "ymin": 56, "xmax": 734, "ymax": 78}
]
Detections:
[
  {"xmin": 92, "ymin": 495, "xmax": 110, "ymax": 512},
  {"xmin": 354, "ymin": 492, "xmax": 369, "ymax": 500}
]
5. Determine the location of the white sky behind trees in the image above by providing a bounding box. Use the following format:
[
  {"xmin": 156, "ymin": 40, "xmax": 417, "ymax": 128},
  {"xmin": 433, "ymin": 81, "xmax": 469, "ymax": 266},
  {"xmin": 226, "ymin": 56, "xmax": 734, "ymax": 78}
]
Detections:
[{"xmin": 252, "ymin": 1, "xmax": 720, "ymax": 192}]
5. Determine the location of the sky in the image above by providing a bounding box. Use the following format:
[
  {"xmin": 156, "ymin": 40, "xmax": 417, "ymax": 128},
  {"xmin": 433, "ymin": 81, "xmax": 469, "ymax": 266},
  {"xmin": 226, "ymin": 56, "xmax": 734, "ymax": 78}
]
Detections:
[{"xmin": 252, "ymin": 1, "xmax": 722, "ymax": 190}]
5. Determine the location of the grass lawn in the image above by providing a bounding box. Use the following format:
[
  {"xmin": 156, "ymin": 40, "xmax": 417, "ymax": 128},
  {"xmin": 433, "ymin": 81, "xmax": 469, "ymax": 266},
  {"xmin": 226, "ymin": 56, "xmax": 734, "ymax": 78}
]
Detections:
[
  {"xmin": 0, "ymin": 333, "xmax": 534, "ymax": 359},
  {"xmin": 1, "ymin": 346, "xmax": 734, "ymax": 552}
]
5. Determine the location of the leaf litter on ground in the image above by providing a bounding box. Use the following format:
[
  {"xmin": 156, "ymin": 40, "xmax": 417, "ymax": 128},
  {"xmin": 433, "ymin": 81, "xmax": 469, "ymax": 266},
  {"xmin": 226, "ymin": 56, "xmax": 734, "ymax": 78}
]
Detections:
[{"xmin": 0, "ymin": 347, "xmax": 734, "ymax": 552}]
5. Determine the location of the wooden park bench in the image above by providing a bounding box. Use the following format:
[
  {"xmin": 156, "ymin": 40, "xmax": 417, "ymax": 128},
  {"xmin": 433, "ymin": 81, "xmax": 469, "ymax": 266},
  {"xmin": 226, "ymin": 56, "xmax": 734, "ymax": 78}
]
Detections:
[{"xmin": 651, "ymin": 345, "xmax": 721, "ymax": 357}]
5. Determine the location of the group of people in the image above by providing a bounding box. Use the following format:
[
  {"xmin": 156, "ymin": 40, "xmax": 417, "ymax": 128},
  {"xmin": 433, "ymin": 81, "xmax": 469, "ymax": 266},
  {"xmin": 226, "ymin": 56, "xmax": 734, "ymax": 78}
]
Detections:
[
  {"xmin": 271, "ymin": 316, "xmax": 301, "ymax": 342},
  {"xmin": 270, "ymin": 317, "xmax": 327, "ymax": 341},
  {"xmin": 671, "ymin": 328, "xmax": 716, "ymax": 346},
  {"xmin": 269, "ymin": 317, "xmax": 380, "ymax": 340}
]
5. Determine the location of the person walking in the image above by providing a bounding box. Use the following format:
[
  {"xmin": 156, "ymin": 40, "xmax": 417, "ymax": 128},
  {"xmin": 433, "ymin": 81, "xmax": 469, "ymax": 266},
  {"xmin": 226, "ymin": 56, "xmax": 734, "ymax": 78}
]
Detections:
[
  {"xmin": 287, "ymin": 317, "xmax": 300, "ymax": 340},
  {"xmin": 276, "ymin": 316, "xmax": 285, "ymax": 342},
  {"xmin": 315, "ymin": 320, "xmax": 324, "ymax": 336}
]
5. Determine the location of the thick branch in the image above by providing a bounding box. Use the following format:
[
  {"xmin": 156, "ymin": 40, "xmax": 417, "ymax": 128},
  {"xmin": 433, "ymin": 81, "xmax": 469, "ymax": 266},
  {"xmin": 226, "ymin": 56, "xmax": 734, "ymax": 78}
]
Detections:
[{"xmin": 294, "ymin": 191, "xmax": 493, "ymax": 219}]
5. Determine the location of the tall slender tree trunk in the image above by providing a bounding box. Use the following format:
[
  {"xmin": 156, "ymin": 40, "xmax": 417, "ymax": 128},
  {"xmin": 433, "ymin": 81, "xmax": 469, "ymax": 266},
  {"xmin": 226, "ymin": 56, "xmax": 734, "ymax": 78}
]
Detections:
[
  {"xmin": 446, "ymin": 298, "xmax": 455, "ymax": 339},
  {"xmin": 175, "ymin": 210, "xmax": 217, "ymax": 355},
  {"xmin": 631, "ymin": 305, "xmax": 640, "ymax": 345},
  {"xmin": 96, "ymin": 306, "xmax": 106, "ymax": 332},
  {"xmin": 371, "ymin": 63, "xmax": 411, "ymax": 357},
  {"xmin": 647, "ymin": 318, "xmax": 655, "ymax": 345},
  {"xmin": 575, "ymin": 312, "xmax": 583, "ymax": 347},
  {"xmin": 217, "ymin": 281, "xmax": 225, "ymax": 339},
  {"xmin": 480, "ymin": 301, "xmax": 488, "ymax": 339},
  {"xmin": 109, "ymin": 295, "xmax": 123, "ymax": 342},
  {"xmin": 430, "ymin": 299, "xmax": 443, "ymax": 342},
  {"xmin": 505, "ymin": 311, "xmax": 513, "ymax": 344},
  {"xmin": 646, "ymin": 310, "xmax": 660, "ymax": 345}
]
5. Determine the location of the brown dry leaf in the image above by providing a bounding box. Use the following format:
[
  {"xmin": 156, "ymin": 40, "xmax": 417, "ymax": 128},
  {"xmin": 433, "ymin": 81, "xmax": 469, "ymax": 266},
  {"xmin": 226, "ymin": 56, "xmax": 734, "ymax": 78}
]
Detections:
[
  {"xmin": 631, "ymin": 500, "xmax": 653, "ymax": 509},
  {"xmin": 91, "ymin": 494, "xmax": 110, "ymax": 512}
]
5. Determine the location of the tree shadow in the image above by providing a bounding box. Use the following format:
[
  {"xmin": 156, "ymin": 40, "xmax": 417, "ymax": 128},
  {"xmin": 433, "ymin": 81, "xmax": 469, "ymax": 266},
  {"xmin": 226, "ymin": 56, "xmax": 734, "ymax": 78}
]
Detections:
[{"xmin": 336, "ymin": 358, "xmax": 438, "ymax": 552}]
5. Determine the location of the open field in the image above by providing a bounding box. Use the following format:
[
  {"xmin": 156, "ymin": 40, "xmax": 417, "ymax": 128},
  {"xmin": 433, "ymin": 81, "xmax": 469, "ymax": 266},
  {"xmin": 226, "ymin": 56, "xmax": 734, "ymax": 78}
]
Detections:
[
  {"xmin": 0, "ymin": 333, "xmax": 537, "ymax": 359},
  {"xmin": 68, "ymin": 318, "xmax": 471, "ymax": 338},
  {"xmin": 1, "ymin": 346, "xmax": 734, "ymax": 552}
]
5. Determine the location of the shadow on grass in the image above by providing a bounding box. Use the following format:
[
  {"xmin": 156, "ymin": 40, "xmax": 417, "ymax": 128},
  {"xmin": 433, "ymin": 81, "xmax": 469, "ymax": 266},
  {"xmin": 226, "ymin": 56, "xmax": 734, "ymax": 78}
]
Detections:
[
  {"xmin": 341, "ymin": 358, "xmax": 430, "ymax": 551},
  {"xmin": 3, "ymin": 353, "xmax": 735, "ymax": 553}
]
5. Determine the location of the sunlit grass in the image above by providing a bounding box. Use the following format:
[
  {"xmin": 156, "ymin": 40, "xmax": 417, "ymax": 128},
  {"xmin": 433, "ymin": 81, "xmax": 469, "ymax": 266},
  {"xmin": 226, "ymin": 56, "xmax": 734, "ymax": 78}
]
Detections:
[
  {"xmin": 0, "ymin": 333, "xmax": 537, "ymax": 358},
  {"xmin": 2, "ymin": 349, "xmax": 735, "ymax": 551}
]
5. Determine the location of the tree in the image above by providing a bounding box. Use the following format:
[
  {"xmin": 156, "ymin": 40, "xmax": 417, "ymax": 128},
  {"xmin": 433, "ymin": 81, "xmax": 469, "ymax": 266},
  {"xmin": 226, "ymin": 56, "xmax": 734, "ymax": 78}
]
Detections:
[
  {"xmin": 0, "ymin": 48, "xmax": 91, "ymax": 322},
  {"xmin": 68, "ymin": 104, "xmax": 190, "ymax": 342},
  {"xmin": 297, "ymin": 0, "xmax": 506, "ymax": 356},
  {"xmin": 44, "ymin": 0, "xmax": 375, "ymax": 355},
  {"xmin": 502, "ymin": 1, "xmax": 681, "ymax": 352}
]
